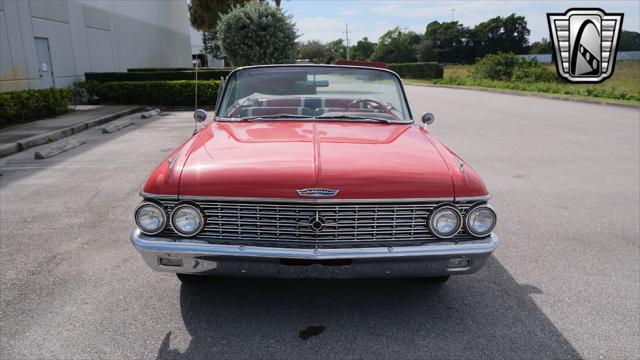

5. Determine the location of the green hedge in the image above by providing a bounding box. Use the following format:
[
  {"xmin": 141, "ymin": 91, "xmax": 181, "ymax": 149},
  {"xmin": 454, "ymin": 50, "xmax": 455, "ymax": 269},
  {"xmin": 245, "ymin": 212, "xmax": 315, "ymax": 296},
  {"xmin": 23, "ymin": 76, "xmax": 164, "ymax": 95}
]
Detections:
[
  {"xmin": 433, "ymin": 76, "xmax": 640, "ymax": 102},
  {"xmin": 127, "ymin": 67, "xmax": 234, "ymax": 72},
  {"xmin": 85, "ymin": 69, "xmax": 231, "ymax": 83},
  {"xmin": 96, "ymin": 80, "xmax": 219, "ymax": 106},
  {"xmin": 388, "ymin": 62, "xmax": 444, "ymax": 79},
  {"xmin": 0, "ymin": 88, "xmax": 72, "ymax": 128}
]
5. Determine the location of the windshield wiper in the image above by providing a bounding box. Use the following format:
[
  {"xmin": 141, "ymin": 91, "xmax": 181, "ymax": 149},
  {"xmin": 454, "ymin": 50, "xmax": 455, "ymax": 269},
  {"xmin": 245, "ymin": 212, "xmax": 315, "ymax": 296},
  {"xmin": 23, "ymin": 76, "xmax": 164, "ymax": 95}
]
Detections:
[
  {"xmin": 315, "ymin": 114, "xmax": 396, "ymax": 123},
  {"xmin": 238, "ymin": 114, "xmax": 316, "ymax": 121}
]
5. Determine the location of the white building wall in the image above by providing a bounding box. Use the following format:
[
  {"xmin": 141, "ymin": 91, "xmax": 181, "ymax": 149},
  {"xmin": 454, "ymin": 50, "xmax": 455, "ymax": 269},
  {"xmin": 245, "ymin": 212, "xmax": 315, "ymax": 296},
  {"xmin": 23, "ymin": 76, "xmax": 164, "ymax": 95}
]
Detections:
[{"xmin": 0, "ymin": 0, "xmax": 192, "ymax": 92}]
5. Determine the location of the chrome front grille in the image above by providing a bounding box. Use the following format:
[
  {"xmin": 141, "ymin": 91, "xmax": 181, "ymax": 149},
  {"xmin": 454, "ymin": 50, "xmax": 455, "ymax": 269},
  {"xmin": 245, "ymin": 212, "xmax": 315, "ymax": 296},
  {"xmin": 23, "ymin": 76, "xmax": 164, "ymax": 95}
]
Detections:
[{"xmin": 157, "ymin": 199, "xmax": 481, "ymax": 248}]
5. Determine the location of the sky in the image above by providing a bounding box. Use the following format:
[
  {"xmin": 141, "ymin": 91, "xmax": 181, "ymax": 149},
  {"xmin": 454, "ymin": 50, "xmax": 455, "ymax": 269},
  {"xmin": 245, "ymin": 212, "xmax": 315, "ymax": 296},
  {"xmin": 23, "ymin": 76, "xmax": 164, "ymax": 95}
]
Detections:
[{"xmin": 280, "ymin": 0, "xmax": 640, "ymax": 44}]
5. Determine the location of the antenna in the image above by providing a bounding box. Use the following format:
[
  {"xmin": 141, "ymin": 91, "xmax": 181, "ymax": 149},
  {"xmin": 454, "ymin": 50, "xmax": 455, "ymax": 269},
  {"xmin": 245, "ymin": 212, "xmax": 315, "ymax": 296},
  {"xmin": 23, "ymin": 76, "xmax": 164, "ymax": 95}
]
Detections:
[
  {"xmin": 193, "ymin": 56, "xmax": 199, "ymax": 135},
  {"xmin": 451, "ymin": 8, "xmax": 455, "ymax": 21},
  {"xmin": 343, "ymin": 24, "xmax": 352, "ymax": 60},
  {"xmin": 194, "ymin": 57, "xmax": 198, "ymax": 111}
]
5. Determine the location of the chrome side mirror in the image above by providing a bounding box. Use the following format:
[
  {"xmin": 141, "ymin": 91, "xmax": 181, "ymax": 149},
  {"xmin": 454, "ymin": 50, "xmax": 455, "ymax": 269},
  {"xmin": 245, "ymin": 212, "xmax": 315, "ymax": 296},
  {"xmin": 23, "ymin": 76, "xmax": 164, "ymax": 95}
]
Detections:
[
  {"xmin": 194, "ymin": 109, "xmax": 207, "ymax": 123},
  {"xmin": 193, "ymin": 109, "xmax": 207, "ymax": 134},
  {"xmin": 421, "ymin": 112, "xmax": 435, "ymax": 128}
]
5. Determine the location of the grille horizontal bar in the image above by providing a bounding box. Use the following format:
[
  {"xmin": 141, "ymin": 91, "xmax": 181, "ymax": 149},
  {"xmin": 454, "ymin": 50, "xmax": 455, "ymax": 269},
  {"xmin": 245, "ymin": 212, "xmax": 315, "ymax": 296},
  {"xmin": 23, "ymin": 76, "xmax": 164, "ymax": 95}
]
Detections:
[{"xmin": 155, "ymin": 199, "xmax": 482, "ymax": 248}]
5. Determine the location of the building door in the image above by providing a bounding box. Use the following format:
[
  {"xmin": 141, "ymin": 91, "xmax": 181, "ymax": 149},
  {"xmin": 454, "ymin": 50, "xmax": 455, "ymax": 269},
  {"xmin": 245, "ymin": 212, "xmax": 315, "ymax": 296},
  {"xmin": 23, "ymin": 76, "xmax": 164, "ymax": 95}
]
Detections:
[{"xmin": 34, "ymin": 37, "xmax": 55, "ymax": 88}]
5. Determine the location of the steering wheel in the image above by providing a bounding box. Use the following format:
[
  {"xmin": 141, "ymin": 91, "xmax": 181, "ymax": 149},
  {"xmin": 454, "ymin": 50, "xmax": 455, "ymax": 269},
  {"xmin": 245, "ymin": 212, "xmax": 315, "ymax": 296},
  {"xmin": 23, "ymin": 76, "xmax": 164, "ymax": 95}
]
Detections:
[{"xmin": 346, "ymin": 98, "xmax": 399, "ymax": 119}]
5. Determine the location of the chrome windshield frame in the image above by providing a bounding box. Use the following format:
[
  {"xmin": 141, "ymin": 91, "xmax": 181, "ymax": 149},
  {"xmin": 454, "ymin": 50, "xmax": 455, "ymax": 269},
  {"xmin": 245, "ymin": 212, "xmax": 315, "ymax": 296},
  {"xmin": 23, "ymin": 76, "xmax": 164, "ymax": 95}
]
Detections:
[{"xmin": 214, "ymin": 64, "xmax": 414, "ymax": 122}]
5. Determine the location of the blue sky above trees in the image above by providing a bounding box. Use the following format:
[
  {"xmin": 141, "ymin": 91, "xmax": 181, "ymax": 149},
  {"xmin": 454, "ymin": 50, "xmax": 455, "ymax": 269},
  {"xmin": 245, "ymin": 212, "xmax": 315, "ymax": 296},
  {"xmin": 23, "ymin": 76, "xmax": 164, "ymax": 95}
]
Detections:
[{"xmin": 281, "ymin": 0, "xmax": 640, "ymax": 43}]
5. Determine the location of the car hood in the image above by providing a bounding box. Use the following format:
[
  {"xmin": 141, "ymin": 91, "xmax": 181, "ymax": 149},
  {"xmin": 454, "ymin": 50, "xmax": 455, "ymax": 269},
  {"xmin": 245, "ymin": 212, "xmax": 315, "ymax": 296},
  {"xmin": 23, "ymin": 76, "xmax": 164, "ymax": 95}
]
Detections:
[{"xmin": 171, "ymin": 121, "xmax": 456, "ymax": 199}]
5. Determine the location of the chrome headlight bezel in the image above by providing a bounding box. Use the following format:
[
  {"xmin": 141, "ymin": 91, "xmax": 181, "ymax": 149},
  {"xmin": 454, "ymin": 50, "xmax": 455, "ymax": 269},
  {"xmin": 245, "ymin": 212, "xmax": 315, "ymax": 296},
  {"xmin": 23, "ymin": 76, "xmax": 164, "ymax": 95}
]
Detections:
[
  {"xmin": 465, "ymin": 204, "xmax": 497, "ymax": 237},
  {"xmin": 429, "ymin": 205, "xmax": 463, "ymax": 238},
  {"xmin": 170, "ymin": 203, "xmax": 205, "ymax": 237},
  {"xmin": 134, "ymin": 202, "xmax": 167, "ymax": 235}
]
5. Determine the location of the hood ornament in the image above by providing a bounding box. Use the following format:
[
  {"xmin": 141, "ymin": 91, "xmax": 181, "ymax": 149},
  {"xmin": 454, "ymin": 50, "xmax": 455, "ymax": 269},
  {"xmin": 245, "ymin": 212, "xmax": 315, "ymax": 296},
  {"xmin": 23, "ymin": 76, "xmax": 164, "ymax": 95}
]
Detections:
[{"xmin": 296, "ymin": 188, "xmax": 339, "ymax": 197}]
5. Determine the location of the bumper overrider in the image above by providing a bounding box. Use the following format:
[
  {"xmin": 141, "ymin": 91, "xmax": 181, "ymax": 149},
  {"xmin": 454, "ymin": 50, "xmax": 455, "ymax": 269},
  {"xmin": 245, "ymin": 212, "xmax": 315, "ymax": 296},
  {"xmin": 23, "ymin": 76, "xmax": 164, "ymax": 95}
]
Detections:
[{"xmin": 130, "ymin": 229, "xmax": 499, "ymax": 279}]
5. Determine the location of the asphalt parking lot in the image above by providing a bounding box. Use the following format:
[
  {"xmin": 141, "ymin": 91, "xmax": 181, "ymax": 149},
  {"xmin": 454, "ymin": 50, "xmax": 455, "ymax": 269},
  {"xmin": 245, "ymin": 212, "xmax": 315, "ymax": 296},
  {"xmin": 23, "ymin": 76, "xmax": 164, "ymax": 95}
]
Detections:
[{"xmin": 1, "ymin": 87, "xmax": 638, "ymax": 359}]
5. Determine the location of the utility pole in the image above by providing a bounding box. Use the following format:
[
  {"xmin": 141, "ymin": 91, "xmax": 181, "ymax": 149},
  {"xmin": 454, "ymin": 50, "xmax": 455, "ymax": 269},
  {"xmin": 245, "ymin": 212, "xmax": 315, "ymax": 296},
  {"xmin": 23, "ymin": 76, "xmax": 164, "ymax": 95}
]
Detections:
[
  {"xmin": 451, "ymin": 8, "xmax": 455, "ymax": 22},
  {"xmin": 343, "ymin": 24, "xmax": 352, "ymax": 60}
]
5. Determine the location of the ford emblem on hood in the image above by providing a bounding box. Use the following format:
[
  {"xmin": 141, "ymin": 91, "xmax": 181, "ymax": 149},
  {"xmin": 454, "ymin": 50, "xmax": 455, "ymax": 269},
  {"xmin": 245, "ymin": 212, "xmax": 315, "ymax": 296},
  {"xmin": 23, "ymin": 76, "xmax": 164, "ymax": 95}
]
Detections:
[{"xmin": 296, "ymin": 188, "xmax": 340, "ymax": 197}]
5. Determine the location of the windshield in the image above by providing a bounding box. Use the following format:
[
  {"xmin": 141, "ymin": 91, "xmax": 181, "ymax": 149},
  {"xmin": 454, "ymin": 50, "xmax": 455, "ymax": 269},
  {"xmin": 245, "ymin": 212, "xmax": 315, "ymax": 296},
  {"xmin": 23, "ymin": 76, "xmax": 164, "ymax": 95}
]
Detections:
[{"xmin": 217, "ymin": 66, "xmax": 412, "ymax": 123}]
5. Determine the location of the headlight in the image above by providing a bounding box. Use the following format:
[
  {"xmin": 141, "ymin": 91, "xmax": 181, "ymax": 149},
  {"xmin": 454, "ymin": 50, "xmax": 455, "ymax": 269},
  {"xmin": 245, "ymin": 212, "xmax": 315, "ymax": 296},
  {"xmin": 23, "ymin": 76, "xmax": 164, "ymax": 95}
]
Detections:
[
  {"xmin": 171, "ymin": 204, "xmax": 205, "ymax": 237},
  {"xmin": 465, "ymin": 205, "xmax": 497, "ymax": 237},
  {"xmin": 135, "ymin": 202, "xmax": 167, "ymax": 235},
  {"xmin": 429, "ymin": 205, "xmax": 462, "ymax": 238}
]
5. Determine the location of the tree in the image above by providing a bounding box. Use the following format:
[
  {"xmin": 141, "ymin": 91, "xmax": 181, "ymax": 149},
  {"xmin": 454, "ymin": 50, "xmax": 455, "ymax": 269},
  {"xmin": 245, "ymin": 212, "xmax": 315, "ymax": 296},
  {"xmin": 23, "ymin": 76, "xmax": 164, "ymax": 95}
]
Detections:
[
  {"xmin": 528, "ymin": 38, "xmax": 551, "ymax": 54},
  {"xmin": 189, "ymin": 0, "xmax": 281, "ymax": 58},
  {"xmin": 619, "ymin": 30, "xmax": 640, "ymax": 51},
  {"xmin": 189, "ymin": 0, "xmax": 251, "ymax": 58},
  {"xmin": 416, "ymin": 40, "xmax": 437, "ymax": 62},
  {"xmin": 350, "ymin": 37, "xmax": 376, "ymax": 60},
  {"xmin": 424, "ymin": 21, "xmax": 473, "ymax": 63},
  {"xmin": 326, "ymin": 39, "xmax": 346, "ymax": 63},
  {"xmin": 471, "ymin": 14, "xmax": 530, "ymax": 59},
  {"xmin": 298, "ymin": 41, "xmax": 329, "ymax": 63},
  {"xmin": 189, "ymin": 0, "xmax": 244, "ymax": 31},
  {"xmin": 370, "ymin": 27, "xmax": 422, "ymax": 63},
  {"xmin": 217, "ymin": 1, "xmax": 298, "ymax": 66}
]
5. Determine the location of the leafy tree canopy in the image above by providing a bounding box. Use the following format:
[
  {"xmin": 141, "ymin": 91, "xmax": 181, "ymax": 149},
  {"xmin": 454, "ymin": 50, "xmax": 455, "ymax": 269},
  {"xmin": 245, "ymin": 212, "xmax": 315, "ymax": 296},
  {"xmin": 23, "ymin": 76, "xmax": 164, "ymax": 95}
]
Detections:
[
  {"xmin": 189, "ymin": 0, "xmax": 249, "ymax": 31},
  {"xmin": 619, "ymin": 30, "xmax": 640, "ymax": 51},
  {"xmin": 370, "ymin": 27, "xmax": 421, "ymax": 63},
  {"xmin": 217, "ymin": 1, "xmax": 298, "ymax": 66},
  {"xmin": 298, "ymin": 40, "xmax": 329, "ymax": 64},
  {"xmin": 424, "ymin": 21, "xmax": 473, "ymax": 63},
  {"xmin": 350, "ymin": 37, "xmax": 376, "ymax": 61},
  {"xmin": 528, "ymin": 38, "xmax": 551, "ymax": 54},
  {"xmin": 326, "ymin": 39, "xmax": 347, "ymax": 63},
  {"xmin": 471, "ymin": 14, "xmax": 530, "ymax": 57},
  {"xmin": 190, "ymin": 0, "xmax": 282, "ymax": 58},
  {"xmin": 416, "ymin": 40, "xmax": 437, "ymax": 62}
]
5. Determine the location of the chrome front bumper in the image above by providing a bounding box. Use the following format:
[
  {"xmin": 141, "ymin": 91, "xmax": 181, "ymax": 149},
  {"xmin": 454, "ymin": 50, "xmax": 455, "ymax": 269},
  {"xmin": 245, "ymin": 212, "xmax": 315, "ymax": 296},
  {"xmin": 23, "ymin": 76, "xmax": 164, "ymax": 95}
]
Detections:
[{"xmin": 130, "ymin": 229, "xmax": 499, "ymax": 278}]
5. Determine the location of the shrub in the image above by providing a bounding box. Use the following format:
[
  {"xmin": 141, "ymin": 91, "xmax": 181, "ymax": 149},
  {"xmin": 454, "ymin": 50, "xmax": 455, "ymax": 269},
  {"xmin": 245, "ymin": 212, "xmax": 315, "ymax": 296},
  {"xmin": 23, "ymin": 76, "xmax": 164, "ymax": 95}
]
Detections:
[
  {"xmin": 0, "ymin": 88, "xmax": 72, "ymax": 127},
  {"xmin": 96, "ymin": 80, "xmax": 219, "ymax": 107},
  {"xmin": 217, "ymin": 1, "xmax": 298, "ymax": 66},
  {"xmin": 512, "ymin": 65, "xmax": 558, "ymax": 82},
  {"xmin": 471, "ymin": 52, "xmax": 558, "ymax": 83},
  {"xmin": 85, "ymin": 69, "xmax": 231, "ymax": 83},
  {"xmin": 470, "ymin": 52, "xmax": 523, "ymax": 80},
  {"xmin": 73, "ymin": 81, "xmax": 100, "ymax": 96},
  {"xmin": 388, "ymin": 62, "xmax": 444, "ymax": 79},
  {"xmin": 432, "ymin": 77, "xmax": 640, "ymax": 102}
]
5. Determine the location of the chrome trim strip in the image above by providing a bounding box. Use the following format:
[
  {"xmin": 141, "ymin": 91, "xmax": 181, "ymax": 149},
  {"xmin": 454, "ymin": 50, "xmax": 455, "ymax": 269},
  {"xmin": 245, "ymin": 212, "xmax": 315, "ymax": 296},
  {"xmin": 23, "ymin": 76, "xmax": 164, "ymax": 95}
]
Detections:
[
  {"xmin": 141, "ymin": 192, "xmax": 491, "ymax": 204},
  {"xmin": 455, "ymin": 195, "xmax": 491, "ymax": 202},
  {"xmin": 131, "ymin": 229, "xmax": 499, "ymax": 260},
  {"xmin": 140, "ymin": 191, "xmax": 178, "ymax": 200},
  {"xmin": 176, "ymin": 195, "xmax": 455, "ymax": 204}
]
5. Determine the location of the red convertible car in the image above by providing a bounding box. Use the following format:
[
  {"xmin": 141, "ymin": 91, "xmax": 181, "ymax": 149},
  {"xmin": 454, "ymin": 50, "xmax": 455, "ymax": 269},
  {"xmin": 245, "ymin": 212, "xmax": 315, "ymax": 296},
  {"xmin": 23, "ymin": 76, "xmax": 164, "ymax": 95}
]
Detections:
[{"xmin": 131, "ymin": 63, "xmax": 498, "ymax": 284}]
